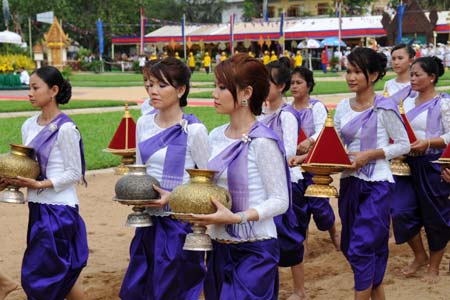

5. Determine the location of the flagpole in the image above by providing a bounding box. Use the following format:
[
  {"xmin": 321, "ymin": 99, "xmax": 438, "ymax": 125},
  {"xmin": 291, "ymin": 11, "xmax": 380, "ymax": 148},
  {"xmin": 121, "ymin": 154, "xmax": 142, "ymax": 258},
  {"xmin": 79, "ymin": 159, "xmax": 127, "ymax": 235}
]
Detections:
[
  {"xmin": 229, "ymin": 14, "xmax": 234, "ymax": 53},
  {"xmin": 337, "ymin": 0, "xmax": 342, "ymax": 54},
  {"xmin": 182, "ymin": 14, "xmax": 187, "ymax": 61},
  {"xmin": 280, "ymin": 11, "xmax": 285, "ymax": 53},
  {"xmin": 140, "ymin": 3, "xmax": 144, "ymax": 55},
  {"xmin": 28, "ymin": 17, "xmax": 32, "ymax": 59}
]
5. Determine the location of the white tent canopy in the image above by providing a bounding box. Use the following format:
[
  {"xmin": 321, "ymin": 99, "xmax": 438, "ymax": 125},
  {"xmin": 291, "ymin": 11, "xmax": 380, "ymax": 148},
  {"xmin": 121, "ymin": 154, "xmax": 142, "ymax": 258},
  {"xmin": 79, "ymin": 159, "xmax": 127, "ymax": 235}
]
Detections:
[{"xmin": 0, "ymin": 30, "xmax": 22, "ymax": 44}]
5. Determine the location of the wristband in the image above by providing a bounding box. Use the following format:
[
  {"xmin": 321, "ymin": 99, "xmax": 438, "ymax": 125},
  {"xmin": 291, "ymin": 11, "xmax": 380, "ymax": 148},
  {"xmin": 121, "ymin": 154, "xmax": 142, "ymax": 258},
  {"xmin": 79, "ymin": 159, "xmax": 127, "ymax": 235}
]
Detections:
[{"xmin": 236, "ymin": 212, "xmax": 248, "ymax": 225}]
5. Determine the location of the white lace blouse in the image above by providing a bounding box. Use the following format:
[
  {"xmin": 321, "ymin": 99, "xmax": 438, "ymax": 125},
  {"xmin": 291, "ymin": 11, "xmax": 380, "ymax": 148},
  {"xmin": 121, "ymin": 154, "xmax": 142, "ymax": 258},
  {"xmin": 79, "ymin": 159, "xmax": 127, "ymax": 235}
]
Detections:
[
  {"xmin": 258, "ymin": 110, "xmax": 303, "ymax": 182},
  {"xmin": 207, "ymin": 124, "xmax": 289, "ymax": 242},
  {"xmin": 383, "ymin": 79, "xmax": 410, "ymax": 97},
  {"xmin": 22, "ymin": 114, "xmax": 82, "ymax": 207},
  {"xmin": 403, "ymin": 95, "xmax": 450, "ymax": 145},
  {"xmin": 334, "ymin": 99, "xmax": 410, "ymax": 183},
  {"xmin": 135, "ymin": 113, "xmax": 209, "ymax": 215},
  {"xmin": 140, "ymin": 98, "xmax": 153, "ymax": 115}
]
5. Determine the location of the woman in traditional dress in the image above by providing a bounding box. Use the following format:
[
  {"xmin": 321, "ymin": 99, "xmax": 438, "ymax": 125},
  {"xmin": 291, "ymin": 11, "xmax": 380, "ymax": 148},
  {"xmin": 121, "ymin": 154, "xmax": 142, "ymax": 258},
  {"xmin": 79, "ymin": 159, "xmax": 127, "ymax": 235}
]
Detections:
[
  {"xmin": 3, "ymin": 66, "xmax": 89, "ymax": 300},
  {"xmin": 385, "ymin": 43, "xmax": 422, "ymax": 275},
  {"xmin": 383, "ymin": 43, "xmax": 415, "ymax": 100},
  {"xmin": 119, "ymin": 57, "xmax": 208, "ymax": 300},
  {"xmin": 191, "ymin": 53, "xmax": 289, "ymax": 300},
  {"xmin": 334, "ymin": 47, "xmax": 410, "ymax": 300},
  {"xmin": 259, "ymin": 58, "xmax": 307, "ymax": 300},
  {"xmin": 289, "ymin": 66, "xmax": 340, "ymax": 252},
  {"xmin": 399, "ymin": 56, "xmax": 450, "ymax": 282}
]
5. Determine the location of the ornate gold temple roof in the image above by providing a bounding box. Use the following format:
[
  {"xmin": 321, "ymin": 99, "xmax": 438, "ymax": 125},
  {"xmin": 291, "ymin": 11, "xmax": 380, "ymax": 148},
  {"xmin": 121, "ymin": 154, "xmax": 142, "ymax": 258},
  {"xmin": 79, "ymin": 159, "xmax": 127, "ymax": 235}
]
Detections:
[{"xmin": 43, "ymin": 16, "xmax": 70, "ymax": 48}]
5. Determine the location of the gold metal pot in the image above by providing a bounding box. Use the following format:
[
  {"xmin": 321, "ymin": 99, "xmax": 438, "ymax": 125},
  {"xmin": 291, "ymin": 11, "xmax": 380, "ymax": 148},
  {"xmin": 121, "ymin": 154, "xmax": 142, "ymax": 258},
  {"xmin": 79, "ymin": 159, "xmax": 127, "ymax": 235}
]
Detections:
[
  {"xmin": 301, "ymin": 164, "xmax": 350, "ymax": 198},
  {"xmin": 103, "ymin": 148, "xmax": 136, "ymax": 175},
  {"xmin": 0, "ymin": 144, "xmax": 40, "ymax": 204},
  {"xmin": 113, "ymin": 164, "xmax": 160, "ymax": 227},
  {"xmin": 390, "ymin": 155, "xmax": 411, "ymax": 176},
  {"xmin": 169, "ymin": 169, "xmax": 232, "ymax": 251}
]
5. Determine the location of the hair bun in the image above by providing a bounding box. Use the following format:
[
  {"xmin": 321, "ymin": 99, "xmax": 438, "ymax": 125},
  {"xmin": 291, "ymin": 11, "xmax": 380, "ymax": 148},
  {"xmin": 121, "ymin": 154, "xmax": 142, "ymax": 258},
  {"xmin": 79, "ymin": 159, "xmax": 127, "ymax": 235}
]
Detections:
[
  {"xmin": 56, "ymin": 80, "xmax": 72, "ymax": 104},
  {"xmin": 278, "ymin": 56, "xmax": 292, "ymax": 70},
  {"xmin": 376, "ymin": 52, "xmax": 387, "ymax": 79},
  {"xmin": 432, "ymin": 56, "xmax": 445, "ymax": 77}
]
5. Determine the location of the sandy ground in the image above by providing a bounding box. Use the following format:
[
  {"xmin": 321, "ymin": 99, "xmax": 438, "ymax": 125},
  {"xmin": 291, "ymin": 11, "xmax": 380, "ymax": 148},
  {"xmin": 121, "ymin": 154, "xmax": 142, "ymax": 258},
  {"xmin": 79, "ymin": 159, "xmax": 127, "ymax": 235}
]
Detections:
[
  {"xmin": 1, "ymin": 76, "xmax": 450, "ymax": 299},
  {"xmin": 0, "ymin": 170, "xmax": 449, "ymax": 300}
]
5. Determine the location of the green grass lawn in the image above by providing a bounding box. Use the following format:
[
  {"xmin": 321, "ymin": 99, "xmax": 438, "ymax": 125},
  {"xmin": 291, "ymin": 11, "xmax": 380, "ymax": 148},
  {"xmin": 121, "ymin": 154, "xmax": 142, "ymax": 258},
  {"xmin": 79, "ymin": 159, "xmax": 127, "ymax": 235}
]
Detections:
[
  {"xmin": 0, "ymin": 100, "xmax": 137, "ymax": 113},
  {"xmin": 69, "ymin": 72, "xmax": 215, "ymax": 87},
  {"xmin": 68, "ymin": 69, "xmax": 450, "ymax": 88},
  {"xmin": 189, "ymin": 78, "xmax": 450, "ymax": 98},
  {"xmin": 0, "ymin": 107, "xmax": 229, "ymax": 170}
]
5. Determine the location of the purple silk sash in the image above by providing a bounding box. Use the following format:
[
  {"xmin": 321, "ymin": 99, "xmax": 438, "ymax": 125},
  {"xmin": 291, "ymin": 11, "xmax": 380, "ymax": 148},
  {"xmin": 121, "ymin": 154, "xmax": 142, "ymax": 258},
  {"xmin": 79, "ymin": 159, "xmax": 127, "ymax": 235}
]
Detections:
[
  {"xmin": 340, "ymin": 96, "xmax": 401, "ymax": 178},
  {"xmin": 388, "ymin": 85, "xmax": 416, "ymax": 105},
  {"xmin": 29, "ymin": 113, "xmax": 86, "ymax": 184},
  {"xmin": 260, "ymin": 103, "xmax": 301, "ymax": 142},
  {"xmin": 406, "ymin": 93, "xmax": 447, "ymax": 139},
  {"xmin": 207, "ymin": 121, "xmax": 294, "ymax": 239},
  {"xmin": 297, "ymin": 99, "xmax": 322, "ymax": 138},
  {"xmin": 138, "ymin": 114, "xmax": 201, "ymax": 191}
]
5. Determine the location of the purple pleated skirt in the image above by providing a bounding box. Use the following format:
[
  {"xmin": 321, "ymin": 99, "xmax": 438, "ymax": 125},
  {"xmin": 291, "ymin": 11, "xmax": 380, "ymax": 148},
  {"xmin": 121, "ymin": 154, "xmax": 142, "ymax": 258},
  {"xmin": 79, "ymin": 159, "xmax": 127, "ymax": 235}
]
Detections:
[
  {"xmin": 275, "ymin": 181, "xmax": 306, "ymax": 267},
  {"xmin": 390, "ymin": 175, "xmax": 422, "ymax": 244},
  {"xmin": 21, "ymin": 202, "xmax": 88, "ymax": 300},
  {"xmin": 303, "ymin": 172, "xmax": 335, "ymax": 231},
  {"xmin": 204, "ymin": 239, "xmax": 279, "ymax": 300},
  {"xmin": 339, "ymin": 177, "xmax": 392, "ymax": 291},
  {"xmin": 406, "ymin": 154, "xmax": 450, "ymax": 251},
  {"xmin": 119, "ymin": 216, "xmax": 206, "ymax": 300}
]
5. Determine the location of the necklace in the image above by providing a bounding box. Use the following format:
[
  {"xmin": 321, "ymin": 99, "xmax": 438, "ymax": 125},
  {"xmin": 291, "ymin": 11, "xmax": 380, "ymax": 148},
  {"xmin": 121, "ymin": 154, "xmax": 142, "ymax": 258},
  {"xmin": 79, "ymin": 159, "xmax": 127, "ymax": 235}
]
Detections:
[
  {"xmin": 415, "ymin": 93, "xmax": 438, "ymax": 105},
  {"xmin": 351, "ymin": 95, "xmax": 375, "ymax": 111},
  {"xmin": 292, "ymin": 98, "xmax": 310, "ymax": 111},
  {"xmin": 226, "ymin": 120, "xmax": 255, "ymax": 140}
]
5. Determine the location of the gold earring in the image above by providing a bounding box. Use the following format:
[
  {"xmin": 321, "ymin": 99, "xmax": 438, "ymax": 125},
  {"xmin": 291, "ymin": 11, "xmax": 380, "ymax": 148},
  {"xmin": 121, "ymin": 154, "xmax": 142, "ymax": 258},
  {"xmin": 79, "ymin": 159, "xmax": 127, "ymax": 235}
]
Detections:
[{"xmin": 240, "ymin": 99, "xmax": 248, "ymax": 107}]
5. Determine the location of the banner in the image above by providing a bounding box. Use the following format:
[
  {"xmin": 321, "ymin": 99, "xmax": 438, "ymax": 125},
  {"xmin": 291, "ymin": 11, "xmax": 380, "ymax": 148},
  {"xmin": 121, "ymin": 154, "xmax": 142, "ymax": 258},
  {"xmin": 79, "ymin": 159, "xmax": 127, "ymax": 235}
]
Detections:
[
  {"xmin": 396, "ymin": 4, "xmax": 406, "ymax": 44},
  {"xmin": 2, "ymin": 0, "xmax": 10, "ymax": 28},
  {"xmin": 36, "ymin": 11, "xmax": 54, "ymax": 24},
  {"xmin": 96, "ymin": 19, "xmax": 104, "ymax": 56},
  {"xmin": 263, "ymin": 0, "xmax": 268, "ymax": 22}
]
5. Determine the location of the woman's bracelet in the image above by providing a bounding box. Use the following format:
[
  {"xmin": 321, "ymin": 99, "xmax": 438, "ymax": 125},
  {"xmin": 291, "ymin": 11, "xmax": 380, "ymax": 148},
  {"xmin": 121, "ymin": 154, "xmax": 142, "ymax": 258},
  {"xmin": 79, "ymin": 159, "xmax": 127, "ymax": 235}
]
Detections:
[{"xmin": 426, "ymin": 139, "xmax": 431, "ymax": 151}]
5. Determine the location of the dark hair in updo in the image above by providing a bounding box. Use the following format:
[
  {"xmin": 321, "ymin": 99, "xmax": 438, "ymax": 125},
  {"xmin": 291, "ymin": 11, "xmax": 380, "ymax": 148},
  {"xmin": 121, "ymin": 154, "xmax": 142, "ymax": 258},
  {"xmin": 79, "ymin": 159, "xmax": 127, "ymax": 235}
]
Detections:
[
  {"xmin": 411, "ymin": 56, "xmax": 445, "ymax": 85},
  {"xmin": 266, "ymin": 57, "xmax": 292, "ymax": 94},
  {"xmin": 391, "ymin": 43, "xmax": 415, "ymax": 59},
  {"xmin": 33, "ymin": 66, "xmax": 72, "ymax": 104},
  {"xmin": 214, "ymin": 53, "xmax": 269, "ymax": 115},
  {"xmin": 291, "ymin": 66, "xmax": 315, "ymax": 93},
  {"xmin": 143, "ymin": 59, "xmax": 160, "ymax": 78},
  {"xmin": 347, "ymin": 47, "xmax": 387, "ymax": 83},
  {"xmin": 149, "ymin": 57, "xmax": 191, "ymax": 107}
]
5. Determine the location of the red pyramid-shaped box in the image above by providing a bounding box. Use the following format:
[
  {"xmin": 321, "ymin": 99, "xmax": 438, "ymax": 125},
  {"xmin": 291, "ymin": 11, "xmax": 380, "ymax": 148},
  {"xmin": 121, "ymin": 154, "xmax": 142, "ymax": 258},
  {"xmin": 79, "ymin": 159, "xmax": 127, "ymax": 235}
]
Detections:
[
  {"xmin": 401, "ymin": 114, "xmax": 417, "ymax": 143},
  {"xmin": 440, "ymin": 143, "xmax": 450, "ymax": 162},
  {"xmin": 304, "ymin": 115, "xmax": 352, "ymax": 166},
  {"xmin": 106, "ymin": 104, "xmax": 136, "ymax": 151}
]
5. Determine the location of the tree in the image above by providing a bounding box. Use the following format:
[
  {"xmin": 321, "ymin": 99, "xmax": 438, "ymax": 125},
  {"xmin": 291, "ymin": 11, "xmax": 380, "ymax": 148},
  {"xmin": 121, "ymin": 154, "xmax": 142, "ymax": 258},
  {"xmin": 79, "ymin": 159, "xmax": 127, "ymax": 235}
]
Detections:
[
  {"xmin": 242, "ymin": 0, "xmax": 256, "ymax": 21},
  {"xmin": 389, "ymin": 0, "xmax": 449, "ymax": 10},
  {"xmin": 341, "ymin": 0, "xmax": 376, "ymax": 16},
  {"xmin": 180, "ymin": 0, "xmax": 225, "ymax": 23}
]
